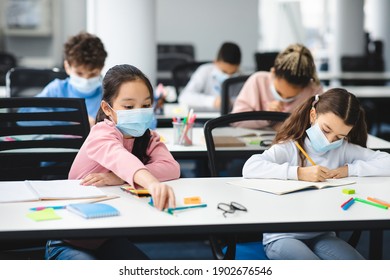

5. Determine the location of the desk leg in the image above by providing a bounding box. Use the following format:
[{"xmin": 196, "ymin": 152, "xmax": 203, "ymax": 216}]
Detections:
[{"xmin": 369, "ymin": 230, "xmax": 383, "ymax": 260}]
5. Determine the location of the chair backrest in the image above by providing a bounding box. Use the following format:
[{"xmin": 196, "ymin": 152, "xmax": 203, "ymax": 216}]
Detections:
[
  {"xmin": 0, "ymin": 97, "xmax": 90, "ymax": 180},
  {"xmin": 340, "ymin": 56, "xmax": 385, "ymax": 86},
  {"xmin": 221, "ymin": 75, "xmax": 250, "ymax": 115},
  {"xmin": 254, "ymin": 52, "xmax": 279, "ymax": 72},
  {"xmin": 157, "ymin": 44, "xmax": 195, "ymax": 71},
  {"xmin": 6, "ymin": 67, "xmax": 68, "ymax": 97},
  {"xmin": 204, "ymin": 111, "xmax": 290, "ymax": 177},
  {"xmin": 0, "ymin": 52, "xmax": 17, "ymax": 86},
  {"xmin": 171, "ymin": 61, "xmax": 210, "ymax": 100}
]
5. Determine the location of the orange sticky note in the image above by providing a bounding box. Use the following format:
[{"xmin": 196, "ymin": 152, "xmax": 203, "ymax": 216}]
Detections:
[{"xmin": 184, "ymin": 196, "xmax": 201, "ymax": 205}]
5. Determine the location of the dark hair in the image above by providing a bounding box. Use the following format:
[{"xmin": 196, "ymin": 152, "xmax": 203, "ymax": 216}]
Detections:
[
  {"xmin": 64, "ymin": 32, "xmax": 107, "ymax": 70},
  {"xmin": 274, "ymin": 43, "xmax": 319, "ymax": 87},
  {"xmin": 274, "ymin": 88, "xmax": 367, "ymax": 165},
  {"xmin": 216, "ymin": 42, "xmax": 241, "ymax": 65},
  {"xmin": 96, "ymin": 64, "xmax": 154, "ymax": 164}
]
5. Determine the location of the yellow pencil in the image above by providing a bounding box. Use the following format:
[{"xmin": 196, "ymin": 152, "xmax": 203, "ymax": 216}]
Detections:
[{"xmin": 294, "ymin": 141, "xmax": 316, "ymax": 166}]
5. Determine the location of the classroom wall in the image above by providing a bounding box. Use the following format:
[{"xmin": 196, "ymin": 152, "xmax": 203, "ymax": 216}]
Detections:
[
  {"xmin": 156, "ymin": 0, "xmax": 259, "ymax": 72},
  {"xmin": 0, "ymin": 0, "xmax": 86, "ymax": 68}
]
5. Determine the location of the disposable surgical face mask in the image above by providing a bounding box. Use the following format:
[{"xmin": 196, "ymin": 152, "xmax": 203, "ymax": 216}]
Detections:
[
  {"xmin": 107, "ymin": 103, "xmax": 154, "ymax": 137},
  {"xmin": 270, "ymin": 84, "xmax": 298, "ymax": 103},
  {"xmin": 212, "ymin": 68, "xmax": 230, "ymax": 85},
  {"xmin": 306, "ymin": 122, "xmax": 343, "ymax": 153},
  {"xmin": 69, "ymin": 74, "xmax": 102, "ymax": 94}
]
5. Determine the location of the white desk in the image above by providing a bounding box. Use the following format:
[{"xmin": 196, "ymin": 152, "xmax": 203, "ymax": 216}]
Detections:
[
  {"xmin": 319, "ymin": 71, "xmax": 390, "ymax": 82},
  {"xmin": 323, "ymin": 86, "xmax": 390, "ymax": 99},
  {"xmin": 156, "ymin": 127, "xmax": 390, "ymax": 159},
  {"xmin": 156, "ymin": 103, "xmax": 220, "ymax": 127},
  {"xmin": 1, "ymin": 177, "xmax": 390, "ymax": 259}
]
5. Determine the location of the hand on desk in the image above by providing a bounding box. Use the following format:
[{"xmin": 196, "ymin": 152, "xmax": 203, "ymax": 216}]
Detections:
[
  {"xmin": 214, "ymin": 96, "xmax": 221, "ymax": 109},
  {"xmin": 81, "ymin": 172, "xmax": 125, "ymax": 186},
  {"xmin": 266, "ymin": 100, "xmax": 283, "ymax": 112},
  {"xmin": 298, "ymin": 165, "xmax": 348, "ymax": 182},
  {"xmin": 148, "ymin": 181, "xmax": 176, "ymax": 211},
  {"xmin": 326, "ymin": 165, "xmax": 348, "ymax": 179},
  {"xmin": 134, "ymin": 169, "xmax": 176, "ymax": 211}
]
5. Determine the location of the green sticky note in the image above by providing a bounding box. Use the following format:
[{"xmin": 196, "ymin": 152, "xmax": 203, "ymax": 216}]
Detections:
[{"xmin": 27, "ymin": 208, "xmax": 62, "ymax": 221}]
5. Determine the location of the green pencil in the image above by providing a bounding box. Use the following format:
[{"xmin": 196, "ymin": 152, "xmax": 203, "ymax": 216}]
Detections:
[{"xmin": 355, "ymin": 197, "xmax": 388, "ymax": 210}]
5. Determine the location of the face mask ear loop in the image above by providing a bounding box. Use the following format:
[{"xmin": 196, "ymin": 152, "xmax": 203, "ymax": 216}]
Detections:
[
  {"xmin": 104, "ymin": 101, "xmax": 116, "ymax": 123},
  {"xmin": 312, "ymin": 94, "xmax": 319, "ymax": 109}
]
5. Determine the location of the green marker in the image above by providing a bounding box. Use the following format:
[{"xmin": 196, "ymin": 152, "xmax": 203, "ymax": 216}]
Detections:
[{"xmin": 355, "ymin": 197, "xmax": 388, "ymax": 210}]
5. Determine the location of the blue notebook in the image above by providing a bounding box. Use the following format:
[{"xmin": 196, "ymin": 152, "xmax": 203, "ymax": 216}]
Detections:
[{"xmin": 67, "ymin": 203, "xmax": 120, "ymax": 219}]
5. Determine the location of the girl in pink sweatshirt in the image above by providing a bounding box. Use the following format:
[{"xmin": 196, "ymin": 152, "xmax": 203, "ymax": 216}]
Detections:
[
  {"xmin": 45, "ymin": 64, "xmax": 180, "ymax": 260},
  {"xmin": 232, "ymin": 43, "xmax": 323, "ymax": 128}
]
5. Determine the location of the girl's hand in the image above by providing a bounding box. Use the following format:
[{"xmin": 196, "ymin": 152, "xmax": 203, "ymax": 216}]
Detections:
[
  {"xmin": 297, "ymin": 165, "xmax": 330, "ymax": 182},
  {"xmin": 81, "ymin": 172, "xmax": 125, "ymax": 186},
  {"xmin": 266, "ymin": 100, "xmax": 283, "ymax": 112},
  {"xmin": 148, "ymin": 182, "xmax": 176, "ymax": 211},
  {"xmin": 326, "ymin": 165, "xmax": 348, "ymax": 179}
]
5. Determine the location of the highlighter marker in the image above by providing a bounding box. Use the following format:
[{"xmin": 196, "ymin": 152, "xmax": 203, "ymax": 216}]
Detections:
[{"xmin": 342, "ymin": 198, "xmax": 355, "ymax": 210}]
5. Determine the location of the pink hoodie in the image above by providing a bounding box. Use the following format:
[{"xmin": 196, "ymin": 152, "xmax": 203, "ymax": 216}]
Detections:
[
  {"xmin": 231, "ymin": 72, "xmax": 322, "ymax": 128},
  {"xmin": 66, "ymin": 119, "xmax": 180, "ymax": 250},
  {"xmin": 69, "ymin": 119, "xmax": 180, "ymax": 186}
]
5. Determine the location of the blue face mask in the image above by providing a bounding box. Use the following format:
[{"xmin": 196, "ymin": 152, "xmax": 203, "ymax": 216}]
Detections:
[
  {"xmin": 113, "ymin": 107, "xmax": 154, "ymax": 137},
  {"xmin": 306, "ymin": 122, "xmax": 344, "ymax": 153},
  {"xmin": 69, "ymin": 74, "xmax": 102, "ymax": 94},
  {"xmin": 212, "ymin": 68, "xmax": 231, "ymax": 93},
  {"xmin": 270, "ymin": 84, "xmax": 298, "ymax": 103}
]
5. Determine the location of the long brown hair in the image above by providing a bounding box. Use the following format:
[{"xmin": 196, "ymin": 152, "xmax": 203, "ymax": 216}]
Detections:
[
  {"xmin": 274, "ymin": 88, "xmax": 367, "ymax": 165},
  {"xmin": 96, "ymin": 64, "xmax": 154, "ymax": 164}
]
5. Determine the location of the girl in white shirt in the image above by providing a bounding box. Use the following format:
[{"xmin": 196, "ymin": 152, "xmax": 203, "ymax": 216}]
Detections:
[{"xmin": 243, "ymin": 88, "xmax": 390, "ymax": 259}]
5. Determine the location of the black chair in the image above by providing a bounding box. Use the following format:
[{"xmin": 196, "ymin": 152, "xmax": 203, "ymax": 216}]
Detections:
[
  {"xmin": 0, "ymin": 97, "xmax": 89, "ymax": 259},
  {"xmin": 221, "ymin": 75, "xmax": 250, "ymax": 115},
  {"xmin": 0, "ymin": 52, "xmax": 17, "ymax": 86},
  {"xmin": 0, "ymin": 97, "xmax": 90, "ymax": 181},
  {"xmin": 171, "ymin": 61, "xmax": 210, "ymax": 101},
  {"xmin": 5, "ymin": 67, "xmax": 68, "ymax": 97},
  {"xmin": 254, "ymin": 52, "xmax": 279, "ymax": 72},
  {"xmin": 157, "ymin": 44, "xmax": 195, "ymax": 86},
  {"xmin": 204, "ymin": 111, "xmax": 290, "ymax": 260},
  {"xmin": 157, "ymin": 44, "xmax": 195, "ymax": 72}
]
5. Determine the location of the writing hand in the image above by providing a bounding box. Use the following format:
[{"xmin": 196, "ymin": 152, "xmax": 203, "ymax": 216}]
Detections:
[
  {"xmin": 297, "ymin": 165, "xmax": 330, "ymax": 182},
  {"xmin": 214, "ymin": 96, "xmax": 221, "ymax": 109},
  {"xmin": 266, "ymin": 100, "xmax": 283, "ymax": 112}
]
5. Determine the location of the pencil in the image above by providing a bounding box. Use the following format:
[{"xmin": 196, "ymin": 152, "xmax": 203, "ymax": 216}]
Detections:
[
  {"xmin": 367, "ymin": 197, "xmax": 390, "ymax": 208},
  {"xmin": 294, "ymin": 141, "xmax": 316, "ymax": 166}
]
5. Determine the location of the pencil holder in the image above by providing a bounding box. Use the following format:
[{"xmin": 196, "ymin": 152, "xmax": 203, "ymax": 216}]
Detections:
[{"xmin": 172, "ymin": 121, "xmax": 193, "ymax": 146}]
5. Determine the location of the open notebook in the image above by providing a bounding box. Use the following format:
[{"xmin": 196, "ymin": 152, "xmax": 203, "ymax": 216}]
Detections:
[
  {"xmin": 228, "ymin": 178, "xmax": 356, "ymax": 195},
  {"xmin": 0, "ymin": 180, "xmax": 107, "ymax": 203}
]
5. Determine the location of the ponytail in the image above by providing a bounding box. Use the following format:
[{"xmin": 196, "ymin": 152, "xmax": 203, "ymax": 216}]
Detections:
[
  {"xmin": 274, "ymin": 43, "xmax": 320, "ymax": 87},
  {"xmin": 347, "ymin": 107, "xmax": 367, "ymax": 148}
]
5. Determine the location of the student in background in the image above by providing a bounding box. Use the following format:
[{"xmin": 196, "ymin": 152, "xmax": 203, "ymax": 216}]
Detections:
[
  {"xmin": 232, "ymin": 43, "xmax": 322, "ymax": 128},
  {"xmin": 178, "ymin": 42, "xmax": 241, "ymax": 112},
  {"xmin": 21, "ymin": 32, "xmax": 107, "ymax": 127},
  {"xmin": 243, "ymin": 88, "xmax": 390, "ymax": 260},
  {"xmin": 45, "ymin": 64, "xmax": 180, "ymax": 260}
]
